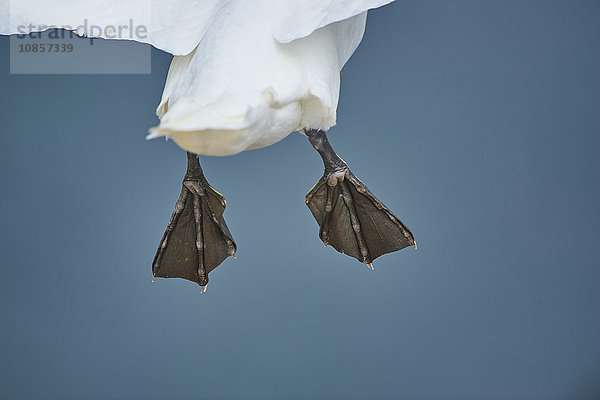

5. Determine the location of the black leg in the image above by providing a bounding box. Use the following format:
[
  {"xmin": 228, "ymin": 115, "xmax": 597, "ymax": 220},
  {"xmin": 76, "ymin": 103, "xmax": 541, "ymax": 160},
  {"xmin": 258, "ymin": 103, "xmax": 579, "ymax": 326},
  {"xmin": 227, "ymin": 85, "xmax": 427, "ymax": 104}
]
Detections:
[
  {"xmin": 152, "ymin": 152, "xmax": 236, "ymax": 291},
  {"xmin": 304, "ymin": 130, "xmax": 415, "ymax": 268}
]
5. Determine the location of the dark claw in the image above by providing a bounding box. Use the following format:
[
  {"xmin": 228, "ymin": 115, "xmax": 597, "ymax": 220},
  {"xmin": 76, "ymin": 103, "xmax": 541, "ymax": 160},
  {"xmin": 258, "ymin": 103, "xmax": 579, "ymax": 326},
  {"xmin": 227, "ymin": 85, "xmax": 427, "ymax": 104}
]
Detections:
[{"xmin": 152, "ymin": 152, "xmax": 236, "ymax": 288}]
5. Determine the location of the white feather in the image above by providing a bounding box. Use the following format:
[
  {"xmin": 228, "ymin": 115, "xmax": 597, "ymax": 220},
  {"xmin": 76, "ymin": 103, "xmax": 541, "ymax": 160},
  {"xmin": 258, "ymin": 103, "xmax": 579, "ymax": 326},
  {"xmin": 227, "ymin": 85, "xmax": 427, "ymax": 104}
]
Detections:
[
  {"xmin": 2, "ymin": 0, "xmax": 395, "ymax": 156},
  {"xmin": 2, "ymin": 0, "xmax": 217, "ymax": 56}
]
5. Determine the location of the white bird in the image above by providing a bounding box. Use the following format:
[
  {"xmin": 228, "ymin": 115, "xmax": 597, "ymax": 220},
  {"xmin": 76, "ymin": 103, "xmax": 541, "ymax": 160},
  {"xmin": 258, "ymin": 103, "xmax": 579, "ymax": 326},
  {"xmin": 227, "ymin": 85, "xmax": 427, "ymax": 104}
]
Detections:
[{"xmin": 2, "ymin": 0, "xmax": 415, "ymax": 291}]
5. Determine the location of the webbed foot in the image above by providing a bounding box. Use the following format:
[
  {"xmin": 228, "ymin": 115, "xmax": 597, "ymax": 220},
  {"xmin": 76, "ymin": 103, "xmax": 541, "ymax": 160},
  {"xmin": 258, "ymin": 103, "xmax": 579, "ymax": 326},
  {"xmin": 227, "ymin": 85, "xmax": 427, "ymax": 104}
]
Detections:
[
  {"xmin": 305, "ymin": 130, "xmax": 415, "ymax": 267},
  {"xmin": 152, "ymin": 152, "xmax": 236, "ymax": 290}
]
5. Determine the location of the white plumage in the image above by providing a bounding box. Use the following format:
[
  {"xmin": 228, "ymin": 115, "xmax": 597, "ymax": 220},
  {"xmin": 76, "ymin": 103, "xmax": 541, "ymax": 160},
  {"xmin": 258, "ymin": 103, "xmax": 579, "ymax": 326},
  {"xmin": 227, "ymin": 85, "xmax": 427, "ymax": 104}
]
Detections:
[{"xmin": 2, "ymin": 0, "xmax": 394, "ymax": 155}]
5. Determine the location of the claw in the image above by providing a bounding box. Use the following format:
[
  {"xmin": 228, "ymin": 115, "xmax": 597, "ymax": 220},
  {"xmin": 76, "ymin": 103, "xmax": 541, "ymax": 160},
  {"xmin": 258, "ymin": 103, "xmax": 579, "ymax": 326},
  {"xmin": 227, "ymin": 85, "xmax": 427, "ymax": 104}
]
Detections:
[
  {"xmin": 201, "ymin": 285, "xmax": 207, "ymax": 294},
  {"xmin": 367, "ymin": 263, "xmax": 374, "ymax": 270}
]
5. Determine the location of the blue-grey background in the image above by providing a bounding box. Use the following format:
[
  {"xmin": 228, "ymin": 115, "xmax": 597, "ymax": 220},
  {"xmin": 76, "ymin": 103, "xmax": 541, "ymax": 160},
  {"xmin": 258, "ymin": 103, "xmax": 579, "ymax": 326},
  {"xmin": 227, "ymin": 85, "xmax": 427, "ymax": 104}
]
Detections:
[{"xmin": 1, "ymin": 1, "xmax": 599, "ymax": 399}]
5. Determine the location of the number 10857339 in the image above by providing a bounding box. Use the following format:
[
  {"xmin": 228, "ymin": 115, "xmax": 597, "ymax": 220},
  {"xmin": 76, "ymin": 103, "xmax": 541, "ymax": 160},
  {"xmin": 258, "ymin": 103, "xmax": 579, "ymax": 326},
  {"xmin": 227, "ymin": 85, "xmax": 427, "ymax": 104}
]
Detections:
[{"xmin": 18, "ymin": 43, "xmax": 74, "ymax": 53}]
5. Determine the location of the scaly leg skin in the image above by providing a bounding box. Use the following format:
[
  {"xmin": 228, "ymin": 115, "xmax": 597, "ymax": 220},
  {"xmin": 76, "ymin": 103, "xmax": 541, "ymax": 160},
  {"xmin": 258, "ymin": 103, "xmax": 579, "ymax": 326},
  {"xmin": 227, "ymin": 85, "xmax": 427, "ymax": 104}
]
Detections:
[
  {"xmin": 304, "ymin": 129, "xmax": 416, "ymax": 269},
  {"xmin": 152, "ymin": 152, "xmax": 236, "ymax": 292}
]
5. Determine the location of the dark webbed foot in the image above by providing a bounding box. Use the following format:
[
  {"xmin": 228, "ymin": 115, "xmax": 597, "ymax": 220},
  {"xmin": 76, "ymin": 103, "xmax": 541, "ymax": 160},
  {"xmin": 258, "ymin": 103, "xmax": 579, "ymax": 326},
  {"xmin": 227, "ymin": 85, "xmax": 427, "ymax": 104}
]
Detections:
[
  {"xmin": 305, "ymin": 130, "xmax": 415, "ymax": 268},
  {"xmin": 153, "ymin": 152, "xmax": 236, "ymax": 291}
]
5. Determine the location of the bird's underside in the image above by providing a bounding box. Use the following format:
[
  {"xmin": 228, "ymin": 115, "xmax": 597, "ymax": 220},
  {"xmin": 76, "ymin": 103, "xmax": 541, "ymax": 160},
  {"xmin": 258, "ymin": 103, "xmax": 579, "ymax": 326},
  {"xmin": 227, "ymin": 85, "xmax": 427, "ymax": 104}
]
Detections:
[{"xmin": 153, "ymin": 130, "xmax": 415, "ymax": 291}]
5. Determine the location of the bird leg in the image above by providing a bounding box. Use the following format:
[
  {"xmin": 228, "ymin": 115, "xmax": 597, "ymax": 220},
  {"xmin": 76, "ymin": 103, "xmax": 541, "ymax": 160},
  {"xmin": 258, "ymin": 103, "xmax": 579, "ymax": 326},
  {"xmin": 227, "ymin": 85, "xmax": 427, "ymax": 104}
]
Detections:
[
  {"xmin": 152, "ymin": 152, "xmax": 236, "ymax": 291},
  {"xmin": 304, "ymin": 129, "xmax": 415, "ymax": 268}
]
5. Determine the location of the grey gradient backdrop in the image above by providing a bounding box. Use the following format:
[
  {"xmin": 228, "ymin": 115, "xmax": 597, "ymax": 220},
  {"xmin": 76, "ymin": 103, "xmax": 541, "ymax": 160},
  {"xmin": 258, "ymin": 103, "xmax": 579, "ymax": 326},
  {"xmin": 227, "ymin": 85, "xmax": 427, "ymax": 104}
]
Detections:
[{"xmin": 1, "ymin": 1, "xmax": 599, "ymax": 399}]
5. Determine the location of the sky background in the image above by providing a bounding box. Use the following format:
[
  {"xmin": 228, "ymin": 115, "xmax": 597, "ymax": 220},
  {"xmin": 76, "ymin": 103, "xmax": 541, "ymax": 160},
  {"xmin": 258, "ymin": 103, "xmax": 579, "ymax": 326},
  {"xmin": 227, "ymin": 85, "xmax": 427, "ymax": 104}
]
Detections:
[{"xmin": 1, "ymin": 1, "xmax": 600, "ymax": 399}]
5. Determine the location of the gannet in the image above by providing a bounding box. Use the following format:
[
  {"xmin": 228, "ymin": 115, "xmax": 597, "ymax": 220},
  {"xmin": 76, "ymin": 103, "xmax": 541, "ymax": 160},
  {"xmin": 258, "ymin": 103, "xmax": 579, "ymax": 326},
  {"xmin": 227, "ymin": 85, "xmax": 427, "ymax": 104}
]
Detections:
[{"xmin": 2, "ymin": 0, "xmax": 415, "ymax": 292}]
